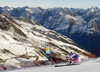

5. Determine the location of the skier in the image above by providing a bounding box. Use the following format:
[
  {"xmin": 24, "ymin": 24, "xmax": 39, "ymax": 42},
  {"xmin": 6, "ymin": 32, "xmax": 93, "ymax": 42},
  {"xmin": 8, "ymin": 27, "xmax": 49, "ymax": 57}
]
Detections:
[{"xmin": 68, "ymin": 52, "xmax": 81, "ymax": 64}]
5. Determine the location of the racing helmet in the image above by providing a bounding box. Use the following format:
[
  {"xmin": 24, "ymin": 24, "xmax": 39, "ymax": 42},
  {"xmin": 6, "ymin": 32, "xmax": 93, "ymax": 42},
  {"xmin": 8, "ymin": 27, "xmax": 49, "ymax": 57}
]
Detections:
[{"xmin": 70, "ymin": 52, "xmax": 74, "ymax": 55}]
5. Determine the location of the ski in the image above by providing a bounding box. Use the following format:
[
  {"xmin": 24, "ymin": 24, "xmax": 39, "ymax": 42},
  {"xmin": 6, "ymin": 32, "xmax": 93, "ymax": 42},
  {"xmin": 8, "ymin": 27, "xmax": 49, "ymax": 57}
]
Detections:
[{"xmin": 55, "ymin": 63, "xmax": 80, "ymax": 67}]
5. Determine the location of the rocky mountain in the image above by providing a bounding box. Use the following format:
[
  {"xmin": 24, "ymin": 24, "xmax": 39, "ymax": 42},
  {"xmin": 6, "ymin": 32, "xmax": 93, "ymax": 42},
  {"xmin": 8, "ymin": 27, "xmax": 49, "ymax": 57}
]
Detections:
[
  {"xmin": 0, "ymin": 12, "xmax": 96, "ymax": 69},
  {"xmin": 1, "ymin": 6, "xmax": 99, "ymax": 56}
]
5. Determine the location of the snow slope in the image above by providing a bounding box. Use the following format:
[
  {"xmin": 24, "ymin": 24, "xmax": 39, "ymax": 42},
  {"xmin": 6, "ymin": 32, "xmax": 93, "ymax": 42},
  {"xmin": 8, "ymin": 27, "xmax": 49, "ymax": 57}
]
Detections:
[
  {"xmin": 0, "ymin": 13, "xmax": 96, "ymax": 70},
  {"xmin": 4, "ymin": 58, "xmax": 100, "ymax": 72}
]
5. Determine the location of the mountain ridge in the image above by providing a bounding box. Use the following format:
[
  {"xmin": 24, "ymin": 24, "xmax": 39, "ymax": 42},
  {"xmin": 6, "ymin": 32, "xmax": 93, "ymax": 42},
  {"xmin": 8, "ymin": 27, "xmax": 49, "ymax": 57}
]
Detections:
[
  {"xmin": 0, "ymin": 6, "xmax": 100, "ymax": 56},
  {"xmin": 0, "ymin": 13, "xmax": 96, "ymax": 69}
]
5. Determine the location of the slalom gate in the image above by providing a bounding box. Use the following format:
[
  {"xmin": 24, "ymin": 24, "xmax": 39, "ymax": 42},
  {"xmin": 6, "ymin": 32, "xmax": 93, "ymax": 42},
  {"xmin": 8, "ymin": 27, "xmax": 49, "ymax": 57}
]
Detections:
[{"xmin": 45, "ymin": 42, "xmax": 53, "ymax": 67}]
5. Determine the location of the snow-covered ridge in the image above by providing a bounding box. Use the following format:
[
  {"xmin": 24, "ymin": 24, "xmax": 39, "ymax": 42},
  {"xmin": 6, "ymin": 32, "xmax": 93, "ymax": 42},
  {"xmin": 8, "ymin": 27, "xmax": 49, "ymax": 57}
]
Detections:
[{"xmin": 1, "ymin": 6, "xmax": 100, "ymax": 35}]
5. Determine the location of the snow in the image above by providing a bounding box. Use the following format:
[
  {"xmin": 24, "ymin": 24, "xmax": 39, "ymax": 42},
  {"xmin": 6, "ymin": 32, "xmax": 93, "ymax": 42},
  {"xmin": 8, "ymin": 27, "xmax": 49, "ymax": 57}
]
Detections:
[
  {"xmin": 59, "ymin": 12, "xmax": 86, "ymax": 24},
  {"xmin": 54, "ymin": 23, "xmax": 68, "ymax": 31},
  {"xmin": 31, "ymin": 16, "xmax": 35, "ymax": 20},
  {"xmin": 70, "ymin": 17, "xmax": 97, "ymax": 35},
  {"xmin": 48, "ymin": 16, "xmax": 53, "ymax": 21},
  {"xmin": 26, "ymin": 8, "xmax": 32, "ymax": 13},
  {"xmin": 75, "ymin": 16, "xmax": 86, "ymax": 24},
  {"xmin": 0, "ymin": 33, "xmax": 26, "ymax": 57},
  {"xmin": 87, "ymin": 6, "xmax": 99, "ymax": 14},
  {"xmin": 55, "ymin": 12, "xmax": 86, "ymax": 31},
  {"xmin": 7, "ymin": 9, "xmax": 10, "ymax": 11},
  {"xmin": 0, "ymin": 16, "xmax": 91, "ymax": 70},
  {"xmin": 31, "ymin": 7, "xmax": 42, "ymax": 14},
  {"xmin": 13, "ymin": 19, "xmax": 89, "ymax": 55},
  {"xmin": 90, "ymin": 6, "xmax": 98, "ymax": 12},
  {"xmin": 50, "ymin": 38, "xmax": 87, "ymax": 53},
  {"xmin": 0, "ymin": 18, "xmax": 50, "ymax": 64},
  {"xmin": 5, "ymin": 59, "xmax": 21, "ymax": 68},
  {"xmin": 4, "ymin": 58, "xmax": 100, "ymax": 72}
]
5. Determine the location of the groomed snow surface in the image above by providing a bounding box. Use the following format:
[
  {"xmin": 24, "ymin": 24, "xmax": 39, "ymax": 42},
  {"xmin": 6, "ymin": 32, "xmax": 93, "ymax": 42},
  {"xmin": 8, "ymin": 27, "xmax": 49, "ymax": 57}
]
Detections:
[{"xmin": 3, "ymin": 58, "xmax": 100, "ymax": 72}]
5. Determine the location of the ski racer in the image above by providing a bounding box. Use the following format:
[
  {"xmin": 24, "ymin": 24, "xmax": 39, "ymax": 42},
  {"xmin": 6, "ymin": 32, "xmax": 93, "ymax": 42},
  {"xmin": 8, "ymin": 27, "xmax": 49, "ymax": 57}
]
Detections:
[{"xmin": 68, "ymin": 52, "xmax": 81, "ymax": 64}]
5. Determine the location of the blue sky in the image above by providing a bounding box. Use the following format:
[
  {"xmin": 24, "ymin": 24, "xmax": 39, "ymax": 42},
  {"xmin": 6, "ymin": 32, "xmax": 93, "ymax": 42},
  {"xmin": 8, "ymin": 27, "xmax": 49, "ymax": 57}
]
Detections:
[{"xmin": 0, "ymin": 0, "xmax": 100, "ymax": 9}]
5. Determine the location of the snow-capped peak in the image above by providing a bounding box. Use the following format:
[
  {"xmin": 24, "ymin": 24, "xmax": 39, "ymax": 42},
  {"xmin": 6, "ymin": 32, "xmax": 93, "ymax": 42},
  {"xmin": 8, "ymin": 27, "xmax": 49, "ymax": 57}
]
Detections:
[
  {"xmin": 89, "ymin": 6, "xmax": 100, "ymax": 12},
  {"xmin": 92, "ymin": 6, "xmax": 97, "ymax": 8}
]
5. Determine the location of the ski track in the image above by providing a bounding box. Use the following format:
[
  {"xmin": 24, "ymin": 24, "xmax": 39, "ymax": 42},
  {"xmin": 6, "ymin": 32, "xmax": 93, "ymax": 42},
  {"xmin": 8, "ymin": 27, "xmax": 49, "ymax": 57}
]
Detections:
[{"xmin": 2, "ymin": 58, "xmax": 100, "ymax": 72}]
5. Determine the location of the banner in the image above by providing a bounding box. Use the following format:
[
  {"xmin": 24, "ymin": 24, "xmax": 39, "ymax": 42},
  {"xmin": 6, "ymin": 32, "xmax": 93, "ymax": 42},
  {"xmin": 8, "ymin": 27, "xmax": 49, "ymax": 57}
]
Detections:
[{"xmin": 46, "ymin": 47, "xmax": 51, "ymax": 54}]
